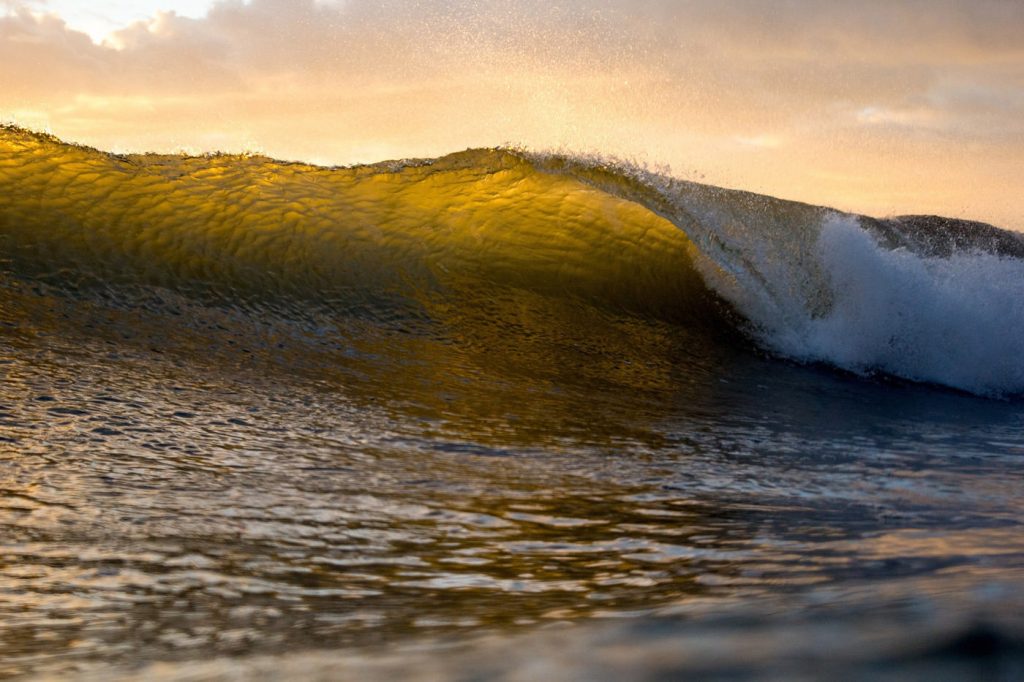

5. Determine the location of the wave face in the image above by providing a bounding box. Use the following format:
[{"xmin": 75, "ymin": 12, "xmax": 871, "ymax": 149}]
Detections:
[{"xmin": 1, "ymin": 125, "xmax": 1023, "ymax": 396}]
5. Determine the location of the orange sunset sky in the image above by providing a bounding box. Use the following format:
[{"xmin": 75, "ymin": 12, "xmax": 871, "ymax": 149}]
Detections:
[{"xmin": 2, "ymin": 0, "xmax": 1022, "ymax": 230}]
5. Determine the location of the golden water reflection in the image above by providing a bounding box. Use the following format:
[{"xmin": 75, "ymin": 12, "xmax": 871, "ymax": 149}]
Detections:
[{"xmin": 2, "ymin": 273, "xmax": 1023, "ymax": 678}]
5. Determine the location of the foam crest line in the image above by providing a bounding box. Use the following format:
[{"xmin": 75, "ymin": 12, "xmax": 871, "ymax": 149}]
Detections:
[{"xmin": 1, "ymin": 125, "xmax": 1022, "ymax": 396}]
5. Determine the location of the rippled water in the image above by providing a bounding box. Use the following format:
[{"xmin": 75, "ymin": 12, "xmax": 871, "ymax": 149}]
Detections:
[{"xmin": 2, "ymin": 282, "xmax": 1023, "ymax": 679}]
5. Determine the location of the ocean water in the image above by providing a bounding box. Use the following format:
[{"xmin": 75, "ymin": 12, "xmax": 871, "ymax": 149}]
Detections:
[{"xmin": 1, "ymin": 126, "xmax": 1023, "ymax": 680}]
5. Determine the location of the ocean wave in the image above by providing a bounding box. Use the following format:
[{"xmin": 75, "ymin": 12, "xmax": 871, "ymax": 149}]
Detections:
[{"xmin": 1, "ymin": 125, "xmax": 1021, "ymax": 396}]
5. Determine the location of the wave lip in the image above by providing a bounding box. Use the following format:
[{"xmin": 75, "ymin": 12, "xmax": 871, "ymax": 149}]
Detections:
[{"xmin": 1, "ymin": 124, "xmax": 1022, "ymax": 397}]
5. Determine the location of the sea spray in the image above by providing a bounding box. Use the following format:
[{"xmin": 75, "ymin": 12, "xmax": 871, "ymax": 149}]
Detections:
[{"xmin": 769, "ymin": 216, "xmax": 1024, "ymax": 396}]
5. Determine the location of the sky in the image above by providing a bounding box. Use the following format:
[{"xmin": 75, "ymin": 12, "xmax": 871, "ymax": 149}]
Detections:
[
  {"xmin": 1, "ymin": 0, "xmax": 213, "ymax": 42},
  {"xmin": 2, "ymin": 0, "xmax": 1022, "ymax": 229}
]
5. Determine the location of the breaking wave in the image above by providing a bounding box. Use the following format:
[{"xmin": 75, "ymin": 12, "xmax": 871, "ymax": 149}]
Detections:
[{"xmin": 1, "ymin": 125, "xmax": 1022, "ymax": 396}]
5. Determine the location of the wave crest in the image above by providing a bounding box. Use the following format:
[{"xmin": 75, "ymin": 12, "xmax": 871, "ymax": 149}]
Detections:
[{"xmin": 1, "ymin": 125, "xmax": 1021, "ymax": 396}]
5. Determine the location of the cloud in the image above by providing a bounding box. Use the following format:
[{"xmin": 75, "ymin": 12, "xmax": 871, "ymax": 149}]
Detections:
[{"xmin": 6, "ymin": 1, "xmax": 1022, "ymax": 107}]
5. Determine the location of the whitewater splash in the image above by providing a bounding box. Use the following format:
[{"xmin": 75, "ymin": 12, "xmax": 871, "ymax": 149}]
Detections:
[
  {"xmin": 1, "ymin": 125, "xmax": 1022, "ymax": 396},
  {"xmin": 773, "ymin": 216, "xmax": 1024, "ymax": 395}
]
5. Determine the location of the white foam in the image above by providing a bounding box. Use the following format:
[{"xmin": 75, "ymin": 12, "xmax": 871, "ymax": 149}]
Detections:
[{"xmin": 769, "ymin": 216, "xmax": 1024, "ymax": 396}]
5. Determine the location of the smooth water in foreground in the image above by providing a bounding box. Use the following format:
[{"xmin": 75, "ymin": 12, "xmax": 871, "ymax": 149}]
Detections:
[{"xmin": 1, "ymin": 127, "xmax": 1023, "ymax": 679}]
